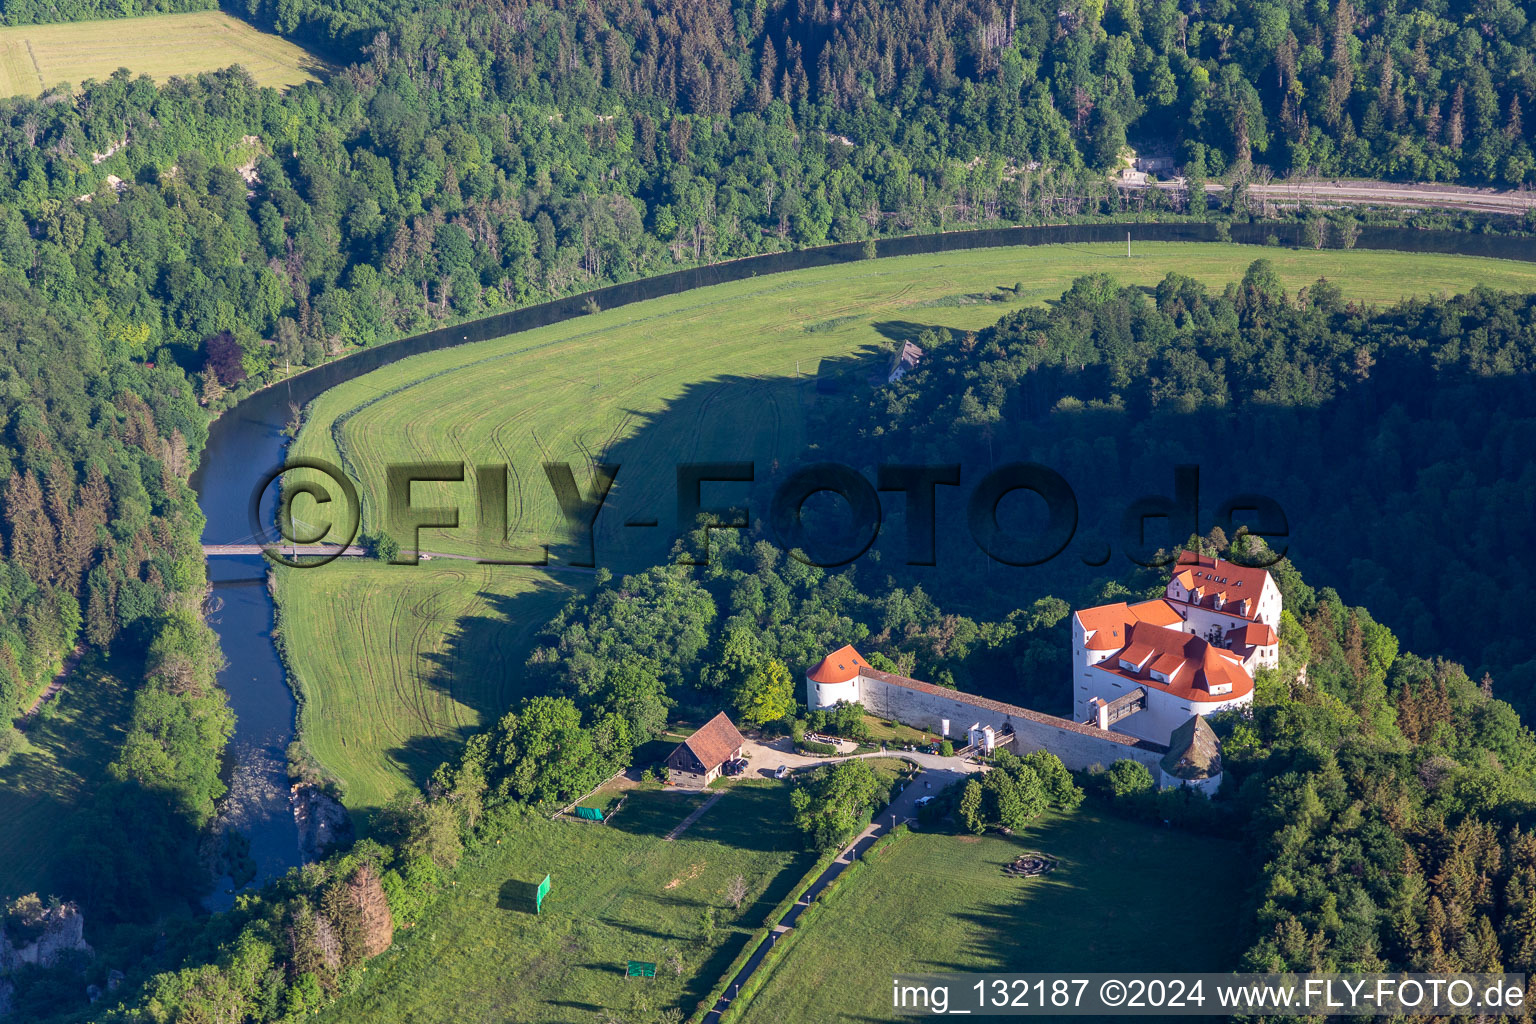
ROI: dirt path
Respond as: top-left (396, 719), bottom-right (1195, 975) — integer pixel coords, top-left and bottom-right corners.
top-left (699, 761), bottom-right (982, 1023)
top-left (201, 544), bottom-right (597, 575)
top-left (665, 791), bottom-right (724, 841)
top-left (16, 647), bottom-right (81, 726)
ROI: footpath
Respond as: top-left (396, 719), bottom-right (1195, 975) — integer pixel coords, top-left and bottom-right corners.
top-left (16, 647), bottom-right (82, 727)
top-left (698, 758), bottom-right (981, 1024)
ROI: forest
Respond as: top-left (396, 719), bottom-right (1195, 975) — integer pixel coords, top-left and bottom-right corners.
top-left (0, 0), bottom-right (1534, 1016)
top-left (0, 0), bottom-right (1528, 737)
top-left (0, 0), bottom-right (1530, 402)
top-left (0, 0), bottom-right (213, 25)
top-left (26, 519), bottom-right (1530, 1021)
top-left (792, 264), bottom-right (1536, 723)
top-left (0, 264), bottom-right (228, 911)
top-left (8, 262), bottom-right (1536, 1016)
top-left (0, 0), bottom-right (1531, 743)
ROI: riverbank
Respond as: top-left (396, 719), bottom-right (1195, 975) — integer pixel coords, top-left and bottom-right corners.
top-left (195, 204), bottom-right (1536, 434)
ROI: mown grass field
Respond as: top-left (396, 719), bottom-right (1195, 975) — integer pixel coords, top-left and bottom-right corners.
top-left (318, 781), bottom-right (818, 1024)
top-left (279, 241), bottom-right (1536, 813)
top-left (733, 809), bottom-right (1248, 1024)
top-left (0, 658), bottom-right (129, 898)
top-left (0, 11), bottom-right (323, 98)
top-left (275, 559), bottom-right (574, 809)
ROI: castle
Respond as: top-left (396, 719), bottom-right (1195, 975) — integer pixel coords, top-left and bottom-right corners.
top-left (1072, 551), bottom-right (1279, 745)
top-left (806, 551), bottom-right (1280, 794)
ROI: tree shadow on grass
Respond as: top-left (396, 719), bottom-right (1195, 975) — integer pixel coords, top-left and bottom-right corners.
top-left (871, 319), bottom-right (961, 347)
top-left (376, 321), bottom-right (1536, 827)
top-left (377, 574), bottom-right (578, 804)
top-left (682, 784), bottom-right (803, 853)
top-left (0, 656), bottom-right (132, 902)
top-left (369, 361), bottom-right (889, 812)
top-left (935, 812), bottom-right (1249, 976)
top-left (607, 789), bottom-right (705, 839)
top-left (598, 914), bottom-right (695, 942)
top-left (549, 999), bottom-right (605, 1015)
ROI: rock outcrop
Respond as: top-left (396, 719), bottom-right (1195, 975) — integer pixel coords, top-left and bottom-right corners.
top-left (291, 783), bottom-right (354, 862)
top-left (0, 897), bottom-right (91, 972)
top-left (0, 896), bottom-right (93, 1015)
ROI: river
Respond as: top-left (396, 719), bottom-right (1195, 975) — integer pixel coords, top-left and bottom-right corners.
top-left (187, 220), bottom-right (1536, 896)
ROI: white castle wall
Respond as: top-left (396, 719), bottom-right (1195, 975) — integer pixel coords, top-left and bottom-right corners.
top-left (832, 671), bottom-right (1168, 776)
top-left (1178, 773), bottom-right (1222, 797)
top-left (1087, 676), bottom-right (1253, 745)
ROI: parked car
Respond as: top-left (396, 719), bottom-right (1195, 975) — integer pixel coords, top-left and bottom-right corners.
top-left (775, 764), bottom-right (789, 779)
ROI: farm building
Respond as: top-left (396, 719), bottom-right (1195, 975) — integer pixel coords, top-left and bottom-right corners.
top-left (667, 713), bottom-right (745, 788)
top-left (886, 340), bottom-right (923, 383)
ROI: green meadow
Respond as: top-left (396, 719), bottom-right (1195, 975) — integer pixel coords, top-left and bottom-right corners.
top-left (317, 781), bottom-right (818, 1023)
top-left (0, 658), bottom-right (129, 898)
top-left (732, 810), bottom-right (1248, 1023)
top-left (279, 241), bottom-right (1536, 813)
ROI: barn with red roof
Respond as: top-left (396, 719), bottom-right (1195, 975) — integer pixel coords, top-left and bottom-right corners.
top-left (666, 712), bottom-right (745, 788)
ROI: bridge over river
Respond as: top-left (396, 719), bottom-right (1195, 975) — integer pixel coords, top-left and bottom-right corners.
top-left (202, 544), bottom-right (367, 557)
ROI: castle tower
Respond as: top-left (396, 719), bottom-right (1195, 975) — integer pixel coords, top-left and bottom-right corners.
top-left (805, 644), bottom-right (868, 710)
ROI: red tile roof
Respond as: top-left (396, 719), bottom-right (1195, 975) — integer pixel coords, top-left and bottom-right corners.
top-left (1075, 599), bottom-right (1185, 650)
top-left (1227, 622), bottom-right (1279, 647)
top-left (1168, 551), bottom-right (1271, 621)
top-left (676, 712), bottom-right (745, 772)
top-left (807, 644), bottom-right (870, 683)
top-left (887, 340), bottom-right (924, 377)
top-left (1094, 622), bottom-right (1253, 704)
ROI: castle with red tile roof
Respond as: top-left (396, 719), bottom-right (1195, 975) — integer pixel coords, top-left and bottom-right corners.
top-left (801, 552), bottom-right (1277, 796)
top-left (1071, 551), bottom-right (1281, 747)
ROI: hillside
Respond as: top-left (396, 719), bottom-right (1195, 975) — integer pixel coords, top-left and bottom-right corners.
top-left (0, 0), bottom-right (1533, 1017)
